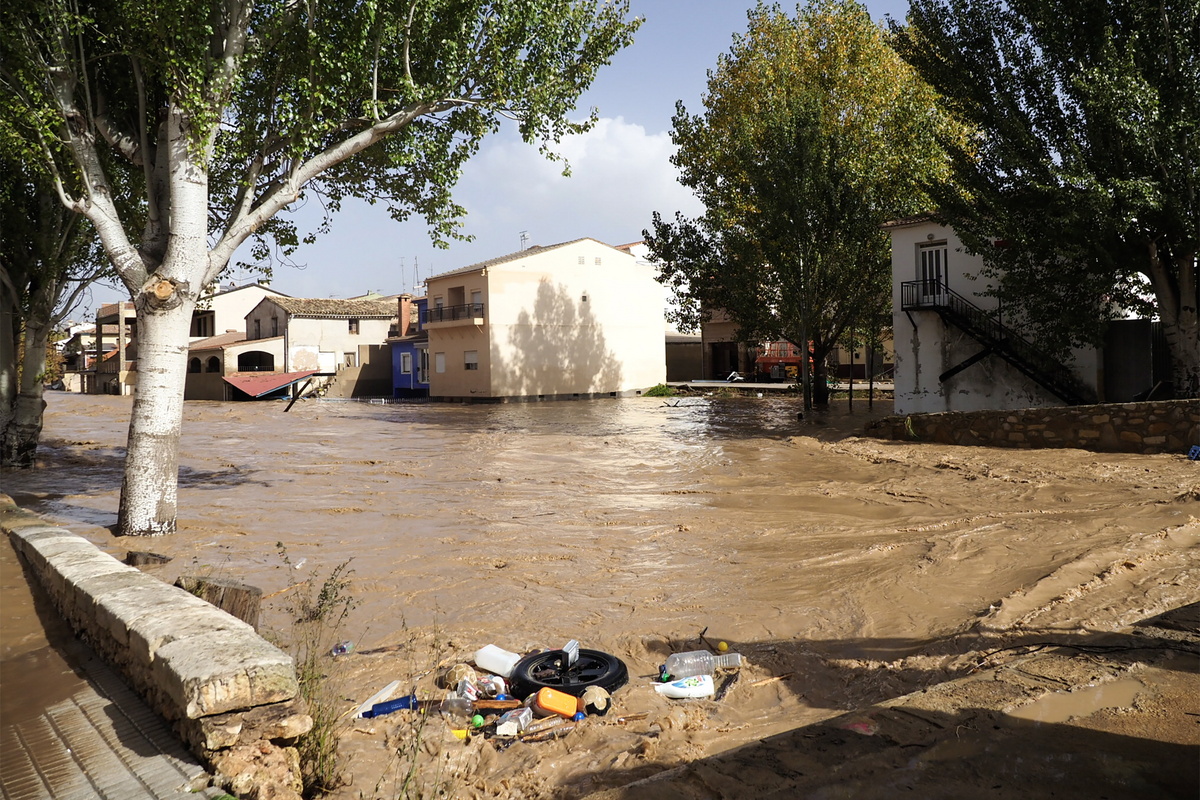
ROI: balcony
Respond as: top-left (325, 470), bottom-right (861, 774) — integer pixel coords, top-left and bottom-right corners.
top-left (421, 303), bottom-right (485, 327)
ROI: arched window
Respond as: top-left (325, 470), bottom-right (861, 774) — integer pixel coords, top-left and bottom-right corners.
top-left (205, 356), bottom-right (221, 373)
top-left (237, 351), bottom-right (275, 372)
top-left (188, 358), bottom-right (201, 373)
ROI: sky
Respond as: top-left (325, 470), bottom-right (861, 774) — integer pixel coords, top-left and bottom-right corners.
top-left (77, 0), bottom-right (911, 316)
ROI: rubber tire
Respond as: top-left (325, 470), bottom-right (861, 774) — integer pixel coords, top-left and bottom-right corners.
top-left (507, 648), bottom-right (628, 699)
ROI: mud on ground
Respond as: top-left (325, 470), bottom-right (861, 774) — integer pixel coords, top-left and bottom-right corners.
top-left (2, 393), bottom-right (1197, 799)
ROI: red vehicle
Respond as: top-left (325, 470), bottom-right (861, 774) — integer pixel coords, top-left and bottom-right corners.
top-left (754, 340), bottom-right (812, 381)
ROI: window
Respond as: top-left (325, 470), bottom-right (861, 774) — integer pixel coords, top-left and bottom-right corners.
top-left (205, 356), bottom-right (221, 373)
top-left (188, 357), bottom-right (201, 373)
top-left (253, 319), bottom-right (261, 338)
top-left (471, 290), bottom-right (482, 305)
top-left (418, 349), bottom-right (429, 382)
top-left (271, 317), bottom-right (278, 337)
top-left (578, 256), bottom-right (585, 265)
top-left (401, 352), bottom-right (413, 374)
top-left (435, 352), bottom-right (446, 373)
top-left (464, 350), bottom-right (478, 370)
top-left (348, 318), bottom-right (360, 334)
top-left (594, 257), bottom-right (602, 265)
top-left (344, 352), bottom-right (357, 367)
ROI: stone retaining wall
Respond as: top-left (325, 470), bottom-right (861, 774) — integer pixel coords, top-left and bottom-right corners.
top-left (863, 399), bottom-right (1199, 454)
top-left (1, 498), bottom-right (311, 800)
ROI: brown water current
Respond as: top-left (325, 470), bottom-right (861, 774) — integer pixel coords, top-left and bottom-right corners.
top-left (2, 392), bottom-right (1197, 798)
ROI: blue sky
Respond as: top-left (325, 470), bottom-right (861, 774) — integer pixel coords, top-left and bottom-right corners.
top-left (79, 0), bottom-right (911, 315)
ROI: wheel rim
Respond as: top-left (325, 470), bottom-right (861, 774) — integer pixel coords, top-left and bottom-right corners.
top-left (512, 649), bottom-right (627, 697)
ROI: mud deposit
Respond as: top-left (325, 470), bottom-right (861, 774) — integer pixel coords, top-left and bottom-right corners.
top-left (3, 392), bottom-right (1198, 799)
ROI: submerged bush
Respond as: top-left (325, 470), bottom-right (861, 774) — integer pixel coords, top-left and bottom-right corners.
top-left (643, 383), bottom-right (677, 397)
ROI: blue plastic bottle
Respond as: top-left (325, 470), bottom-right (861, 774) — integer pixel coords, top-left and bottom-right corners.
top-left (363, 694), bottom-right (419, 718)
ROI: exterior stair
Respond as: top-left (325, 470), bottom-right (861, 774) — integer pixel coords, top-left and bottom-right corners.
top-left (901, 280), bottom-right (1097, 406)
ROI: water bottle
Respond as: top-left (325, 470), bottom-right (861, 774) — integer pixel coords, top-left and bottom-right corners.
top-left (662, 650), bottom-right (744, 680)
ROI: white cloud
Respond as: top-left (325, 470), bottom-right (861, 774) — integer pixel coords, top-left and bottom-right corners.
top-left (458, 116), bottom-right (703, 248)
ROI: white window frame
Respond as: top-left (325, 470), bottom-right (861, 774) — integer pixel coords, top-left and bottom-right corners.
top-left (401, 352), bottom-right (413, 374)
top-left (435, 352), bottom-right (446, 373)
top-left (464, 350), bottom-right (479, 371)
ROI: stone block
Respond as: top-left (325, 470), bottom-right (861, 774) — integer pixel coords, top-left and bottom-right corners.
top-left (95, 581), bottom-right (193, 650)
top-left (156, 630), bottom-right (298, 718)
top-left (1143, 435), bottom-right (1166, 445)
top-left (126, 592), bottom-right (251, 666)
top-left (1119, 430), bottom-right (1142, 444)
top-left (192, 698), bottom-right (312, 750)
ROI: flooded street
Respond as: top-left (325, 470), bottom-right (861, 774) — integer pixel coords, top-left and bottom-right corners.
top-left (3, 392), bottom-right (1198, 798)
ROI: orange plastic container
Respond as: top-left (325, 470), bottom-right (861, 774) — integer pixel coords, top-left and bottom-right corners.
top-left (530, 688), bottom-right (577, 718)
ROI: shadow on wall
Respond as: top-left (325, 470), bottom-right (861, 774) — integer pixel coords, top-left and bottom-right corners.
top-left (491, 279), bottom-right (623, 398)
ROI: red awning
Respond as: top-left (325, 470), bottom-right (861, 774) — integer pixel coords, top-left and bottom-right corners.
top-left (222, 370), bottom-right (318, 398)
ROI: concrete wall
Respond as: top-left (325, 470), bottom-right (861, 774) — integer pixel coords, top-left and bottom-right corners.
top-left (1, 498), bottom-right (310, 799)
top-left (284, 316), bottom-right (393, 374)
top-left (864, 399), bottom-right (1198, 455)
top-left (889, 220), bottom-right (1100, 414)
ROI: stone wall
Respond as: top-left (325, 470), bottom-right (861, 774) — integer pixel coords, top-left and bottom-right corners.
top-left (1, 498), bottom-right (311, 800)
top-left (863, 399), bottom-right (1198, 454)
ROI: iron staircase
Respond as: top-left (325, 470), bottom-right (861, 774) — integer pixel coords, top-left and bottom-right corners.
top-left (900, 280), bottom-right (1097, 406)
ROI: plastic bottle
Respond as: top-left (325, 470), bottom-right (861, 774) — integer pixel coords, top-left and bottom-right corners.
top-left (439, 697), bottom-right (474, 719)
top-left (362, 694), bottom-right (418, 718)
top-left (662, 650), bottom-right (744, 680)
top-left (474, 644), bottom-right (522, 678)
top-left (655, 674), bottom-right (715, 699)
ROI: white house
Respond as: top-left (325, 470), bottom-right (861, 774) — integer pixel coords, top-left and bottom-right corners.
top-left (422, 238), bottom-right (666, 400)
top-left (190, 281), bottom-right (289, 339)
top-left (888, 218), bottom-right (1100, 414)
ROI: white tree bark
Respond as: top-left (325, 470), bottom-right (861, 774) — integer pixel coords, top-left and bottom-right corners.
top-left (117, 107), bottom-right (210, 535)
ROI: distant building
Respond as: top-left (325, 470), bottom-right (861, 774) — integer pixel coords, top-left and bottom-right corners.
top-left (389, 295), bottom-right (430, 397)
top-left (422, 238), bottom-right (666, 401)
top-left (243, 296), bottom-right (397, 398)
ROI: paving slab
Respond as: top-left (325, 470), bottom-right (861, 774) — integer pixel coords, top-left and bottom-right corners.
top-left (0, 643), bottom-right (221, 800)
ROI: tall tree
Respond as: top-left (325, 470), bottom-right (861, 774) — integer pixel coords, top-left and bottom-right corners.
top-left (646, 0), bottom-right (961, 406)
top-left (894, 0), bottom-right (1199, 397)
top-left (2, 0), bottom-right (640, 534)
top-left (0, 144), bottom-right (107, 468)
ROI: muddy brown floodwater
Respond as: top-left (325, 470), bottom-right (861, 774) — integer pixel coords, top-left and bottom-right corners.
top-left (3, 392), bottom-right (1198, 799)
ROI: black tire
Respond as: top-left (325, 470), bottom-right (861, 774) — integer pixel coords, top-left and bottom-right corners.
top-left (508, 648), bottom-right (628, 699)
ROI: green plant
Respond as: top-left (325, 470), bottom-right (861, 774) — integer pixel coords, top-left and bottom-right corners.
top-left (642, 383), bottom-right (678, 397)
top-left (275, 543), bottom-right (358, 796)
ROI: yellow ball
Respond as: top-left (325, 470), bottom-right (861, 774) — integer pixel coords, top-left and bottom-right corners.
top-left (717, 641), bottom-right (729, 652)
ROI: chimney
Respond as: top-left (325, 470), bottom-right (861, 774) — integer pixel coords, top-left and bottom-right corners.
top-left (397, 293), bottom-right (413, 336)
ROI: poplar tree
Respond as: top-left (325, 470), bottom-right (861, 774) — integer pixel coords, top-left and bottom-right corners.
top-left (894, 0), bottom-right (1199, 397)
top-left (646, 0), bottom-right (961, 406)
top-left (2, 0), bottom-right (640, 535)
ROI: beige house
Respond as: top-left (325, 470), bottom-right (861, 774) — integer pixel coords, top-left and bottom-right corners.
top-left (423, 238), bottom-right (666, 401)
top-left (243, 297), bottom-right (397, 397)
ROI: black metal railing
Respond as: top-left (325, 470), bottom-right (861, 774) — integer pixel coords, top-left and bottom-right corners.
top-left (421, 303), bottom-right (484, 324)
top-left (901, 280), bottom-right (1096, 405)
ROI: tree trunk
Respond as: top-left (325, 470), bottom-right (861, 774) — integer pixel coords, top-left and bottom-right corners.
top-left (1163, 312), bottom-right (1200, 398)
top-left (117, 285), bottom-right (198, 536)
top-left (3, 317), bottom-right (51, 467)
top-left (0, 294), bottom-right (17, 461)
top-left (811, 349), bottom-right (830, 406)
